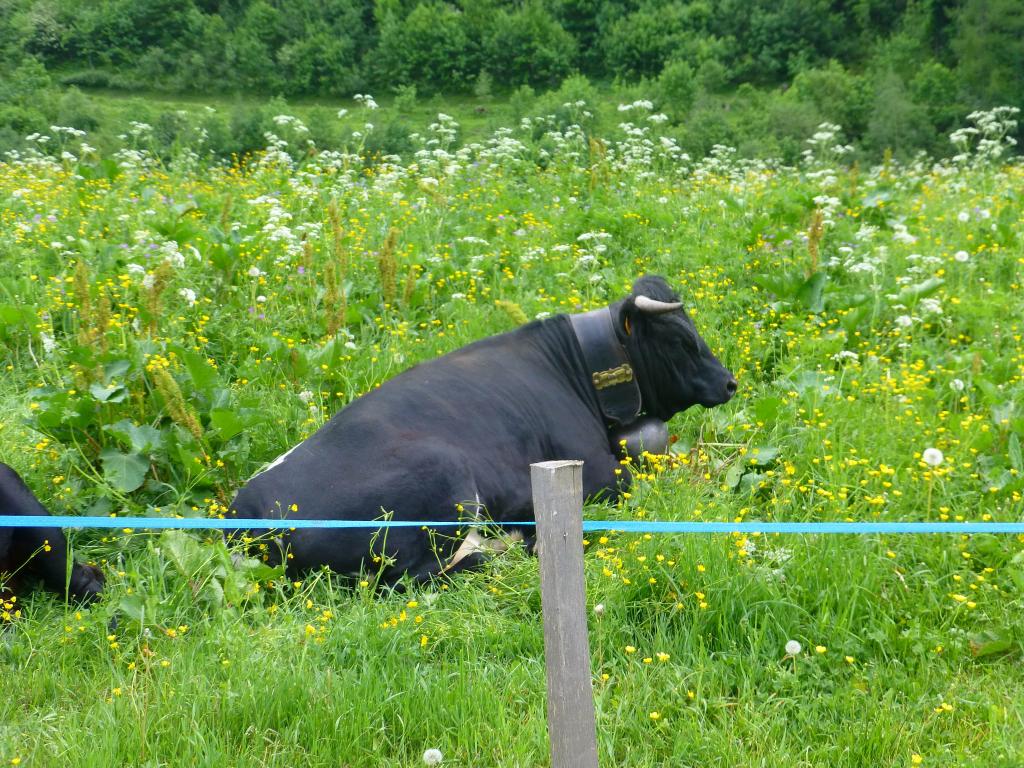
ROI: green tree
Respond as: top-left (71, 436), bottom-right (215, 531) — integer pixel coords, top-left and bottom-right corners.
top-left (791, 61), bottom-right (870, 137)
top-left (911, 61), bottom-right (963, 138)
top-left (656, 59), bottom-right (696, 122)
top-left (953, 0), bottom-right (1024, 109)
top-left (863, 72), bottom-right (934, 158)
top-left (484, 2), bottom-right (576, 88)
top-left (604, 3), bottom-right (690, 79)
top-left (376, 2), bottom-right (473, 91)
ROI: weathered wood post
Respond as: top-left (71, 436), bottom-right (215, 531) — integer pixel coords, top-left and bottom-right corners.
top-left (531, 460), bottom-right (599, 768)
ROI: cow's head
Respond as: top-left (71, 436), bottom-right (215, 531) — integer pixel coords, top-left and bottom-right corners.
top-left (68, 563), bottom-right (105, 603)
top-left (614, 275), bottom-right (737, 420)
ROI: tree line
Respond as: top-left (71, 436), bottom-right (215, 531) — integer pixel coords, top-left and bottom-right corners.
top-left (0, 0), bottom-right (1020, 159)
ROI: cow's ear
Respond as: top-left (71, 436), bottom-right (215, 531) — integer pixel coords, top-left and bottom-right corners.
top-left (617, 297), bottom-right (639, 337)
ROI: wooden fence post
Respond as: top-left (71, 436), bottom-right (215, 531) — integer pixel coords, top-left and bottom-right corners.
top-left (531, 460), bottom-right (599, 768)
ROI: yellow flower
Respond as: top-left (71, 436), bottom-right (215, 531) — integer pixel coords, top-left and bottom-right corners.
top-left (815, 645), bottom-right (827, 654)
top-left (911, 754), bottom-right (923, 765)
top-left (648, 711), bottom-right (661, 721)
top-left (625, 645), bottom-right (636, 654)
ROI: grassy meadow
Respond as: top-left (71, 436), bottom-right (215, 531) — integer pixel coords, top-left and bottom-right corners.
top-left (1, 102), bottom-right (1023, 767)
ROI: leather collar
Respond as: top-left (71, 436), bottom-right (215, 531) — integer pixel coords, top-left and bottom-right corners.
top-left (569, 307), bottom-right (642, 427)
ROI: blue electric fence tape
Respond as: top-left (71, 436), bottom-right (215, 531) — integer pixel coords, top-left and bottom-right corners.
top-left (0, 516), bottom-right (1022, 534)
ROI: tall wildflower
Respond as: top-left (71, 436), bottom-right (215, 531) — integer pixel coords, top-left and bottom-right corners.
top-left (146, 261), bottom-right (173, 335)
top-left (402, 264), bottom-right (419, 306)
top-left (589, 137), bottom-right (608, 191)
top-left (325, 200), bottom-right (348, 334)
top-left (93, 289), bottom-right (110, 353)
top-left (301, 238), bottom-right (314, 275)
top-left (219, 192), bottom-right (233, 232)
top-left (378, 227), bottom-right (399, 306)
top-left (806, 209), bottom-right (824, 276)
top-left (151, 365), bottom-right (204, 441)
top-left (495, 300), bottom-right (528, 326)
top-left (73, 260), bottom-right (93, 346)
top-left (324, 261), bottom-right (343, 336)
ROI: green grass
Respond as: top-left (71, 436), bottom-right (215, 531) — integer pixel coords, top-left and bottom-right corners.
top-left (0, 102), bottom-right (1022, 766)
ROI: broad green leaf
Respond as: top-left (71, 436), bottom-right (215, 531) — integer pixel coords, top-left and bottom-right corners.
top-left (180, 349), bottom-right (221, 396)
top-left (118, 594), bottom-right (145, 623)
top-left (969, 629), bottom-right (1016, 658)
top-left (102, 358), bottom-right (132, 384)
top-left (746, 446), bottom-right (780, 465)
top-left (162, 530), bottom-right (209, 577)
top-left (89, 382), bottom-right (128, 403)
top-left (1009, 433), bottom-right (1023, 472)
top-left (897, 277), bottom-right (944, 303)
top-left (752, 396), bottom-right (782, 423)
top-left (99, 448), bottom-right (149, 492)
top-left (725, 461), bottom-right (745, 489)
top-left (797, 271), bottom-right (827, 313)
top-left (210, 409), bottom-right (246, 441)
top-left (0, 304), bottom-right (36, 327)
top-left (103, 419), bottom-right (164, 454)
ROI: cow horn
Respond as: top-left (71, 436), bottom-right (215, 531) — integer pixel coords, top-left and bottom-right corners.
top-left (634, 295), bottom-right (683, 314)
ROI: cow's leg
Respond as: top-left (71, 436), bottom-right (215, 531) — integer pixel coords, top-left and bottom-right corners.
top-left (0, 464), bottom-right (103, 601)
top-left (496, 449), bottom-right (627, 555)
top-left (273, 445), bottom-right (486, 584)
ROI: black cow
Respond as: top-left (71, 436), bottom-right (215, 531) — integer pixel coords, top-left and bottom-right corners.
top-left (0, 463), bottom-right (105, 602)
top-left (230, 275), bottom-right (736, 585)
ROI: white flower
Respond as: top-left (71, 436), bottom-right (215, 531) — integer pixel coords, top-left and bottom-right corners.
top-left (593, 603), bottom-right (605, 615)
top-left (785, 640), bottom-right (802, 656)
top-left (336, 108), bottom-right (348, 119)
top-left (894, 315), bottom-right (914, 328)
top-left (954, 250), bottom-right (969, 262)
top-left (178, 288), bottom-right (197, 306)
top-left (423, 748), bottom-right (443, 766)
top-left (354, 93), bottom-right (379, 110)
top-left (40, 332), bottom-right (56, 354)
top-left (957, 211), bottom-right (970, 223)
top-left (247, 266), bottom-right (263, 277)
top-left (949, 378), bottom-right (965, 392)
top-left (922, 448), bottom-right (944, 467)
top-left (298, 390), bottom-right (314, 404)
top-left (256, 295), bottom-right (267, 303)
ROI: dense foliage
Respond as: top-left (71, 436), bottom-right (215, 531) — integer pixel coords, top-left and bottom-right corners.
top-left (0, 0), bottom-right (1022, 159)
top-left (0, 100), bottom-right (1022, 765)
